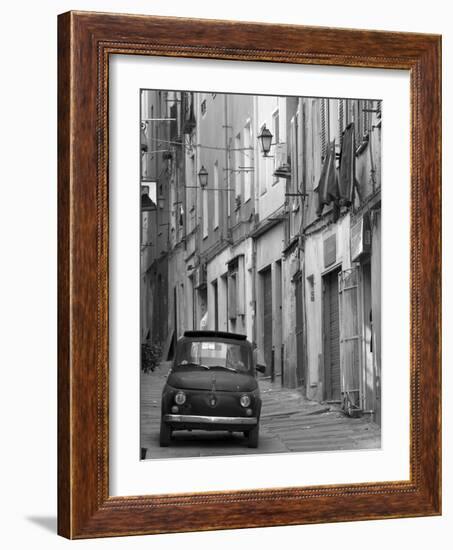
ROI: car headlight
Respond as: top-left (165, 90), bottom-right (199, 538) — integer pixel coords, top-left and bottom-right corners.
top-left (174, 391), bottom-right (186, 405)
top-left (240, 394), bottom-right (251, 408)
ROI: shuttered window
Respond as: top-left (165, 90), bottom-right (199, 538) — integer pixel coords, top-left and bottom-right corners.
top-left (213, 161), bottom-right (219, 229)
top-left (320, 99), bottom-right (328, 161)
top-left (352, 99), bottom-right (377, 148)
top-left (234, 133), bottom-right (242, 205)
top-left (243, 121), bottom-right (253, 202)
top-left (227, 272), bottom-right (237, 320)
top-left (338, 267), bottom-right (362, 412)
top-left (289, 115), bottom-right (300, 238)
top-left (227, 256), bottom-right (245, 320)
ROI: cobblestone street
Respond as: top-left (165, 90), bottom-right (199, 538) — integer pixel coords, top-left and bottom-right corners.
top-left (140, 363), bottom-right (380, 459)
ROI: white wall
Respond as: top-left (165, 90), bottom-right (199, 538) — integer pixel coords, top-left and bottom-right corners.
top-left (0, 1), bottom-right (450, 550)
top-left (304, 214), bottom-right (352, 399)
top-left (255, 95), bottom-right (287, 219)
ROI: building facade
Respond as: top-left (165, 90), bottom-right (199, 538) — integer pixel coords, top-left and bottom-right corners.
top-left (140, 90), bottom-right (382, 424)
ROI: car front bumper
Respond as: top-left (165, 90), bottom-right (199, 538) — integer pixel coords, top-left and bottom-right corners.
top-left (163, 414), bottom-right (258, 427)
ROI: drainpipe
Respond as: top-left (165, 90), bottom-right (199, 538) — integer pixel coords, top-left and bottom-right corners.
top-left (224, 94), bottom-right (230, 241)
top-left (251, 95), bottom-right (258, 350)
top-left (251, 238), bottom-right (257, 351)
top-left (253, 95), bottom-right (260, 226)
top-left (300, 99), bottom-right (309, 395)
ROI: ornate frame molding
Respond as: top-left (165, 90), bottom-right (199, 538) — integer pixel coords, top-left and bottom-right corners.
top-left (58, 11), bottom-right (441, 538)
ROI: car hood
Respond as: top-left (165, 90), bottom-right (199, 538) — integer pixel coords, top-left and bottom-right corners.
top-left (167, 369), bottom-right (258, 392)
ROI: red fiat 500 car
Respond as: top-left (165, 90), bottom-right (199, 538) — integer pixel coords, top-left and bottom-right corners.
top-left (160, 331), bottom-right (265, 448)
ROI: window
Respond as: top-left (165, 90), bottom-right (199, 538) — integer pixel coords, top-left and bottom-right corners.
top-left (227, 140), bottom-right (232, 219)
top-left (228, 272), bottom-right (237, 320)
top-left (363, 100), bottom-right (370, 138)
top-left (272, 110), bottom-right (280, 145)
top-left (212, 280), bottom-right (219, 331)
top-left (320, 99), bottom-right (329, 161)
top-left (243, 121), bottom-right (253, 202)
top-left (227, 256), bottom-right (245, 320)
top-left (290, 115), bottom-right (299, 192)
top-left (234, 133), bottom-right (242, 205)
top-left (259, 123), bottom-right (270, 195)
top-left (352, 99), bottom-right (373, 148)
top-left (272, 110), bottom-right (280, 183)
top-left (175, 340), bottom-right (251, 372)
top-left (338, 99), bottom-right (346, 148)
top-left (213, 161), bottom-right (219, 228)
top-left (376, 99), bottom-right (382, 119)
top-left (186, 155), bottom-right (196, 233)
top-left (290, 115), bottom-right (299, 237)
top-left (307, 274), bottom-right (315, 302)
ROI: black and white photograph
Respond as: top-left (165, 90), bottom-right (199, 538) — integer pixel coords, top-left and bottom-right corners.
top-left (139, 89), bottom-right (382, 459)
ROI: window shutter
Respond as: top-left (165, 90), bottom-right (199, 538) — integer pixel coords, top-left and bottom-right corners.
top-left (290, 116), bottom-right (300, 237)
top-left (363, 100), bottom-right (370, 137)
top-left (236, 256), bottom-right (245, 315)
top-left (298, 103), bottom-right (304, 194)
top-left (339, 100), bottom-right (345, 148)
top-left (228, 256), bottom-right (245, 319)
top-left (227, 273), bottom-right (237, 320)
top-left (353, 101), bottom-right (361, 149)
top-left (290, 116), bottom-right (298, 191)
top-left (338, 267), bottom-right (362, 413)
top-left (320, 99), bottom-right (327, 161)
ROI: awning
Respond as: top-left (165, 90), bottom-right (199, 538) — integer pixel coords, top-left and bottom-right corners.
top-left (316, 139), bottom-right (338, 215)
top-left (338, 123), bottom-right (356, 205)
top-left (141, 193), bottom-right (156, 212)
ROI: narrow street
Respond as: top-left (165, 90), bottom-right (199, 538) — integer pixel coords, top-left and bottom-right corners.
top-left (140, 92), bottom-right (383, 461)
top-left (140, 363), bottom-right (380, 459)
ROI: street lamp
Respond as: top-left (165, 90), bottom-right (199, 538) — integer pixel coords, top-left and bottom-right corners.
top-left (198, 165), bottom-right (208, 188)
top-left (257, 124), bottom-right (273, 157)
top-left (157, 195), bottom-right (165, 209)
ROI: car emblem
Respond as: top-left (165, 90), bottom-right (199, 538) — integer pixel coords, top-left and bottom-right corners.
top-left (208, 393), bottom-right (217, 408)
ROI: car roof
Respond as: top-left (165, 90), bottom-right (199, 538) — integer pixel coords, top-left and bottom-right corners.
top-left (182, 330), bottom-right (248, 342)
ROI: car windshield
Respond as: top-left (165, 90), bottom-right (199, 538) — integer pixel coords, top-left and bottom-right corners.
top-left (175, 340), bottom-right (251, 372)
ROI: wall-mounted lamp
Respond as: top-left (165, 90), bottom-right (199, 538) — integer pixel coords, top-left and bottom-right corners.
top-left (157, 195), bottom-right (165, 209)
top-left (186, 165), bottom-right (233, 191)
top-left (198, 165), bottom-right (208, 188)
top-left (257, 124), bottom-right (273, 157)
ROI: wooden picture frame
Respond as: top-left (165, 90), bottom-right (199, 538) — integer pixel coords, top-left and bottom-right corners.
top-left (58, 11), bottom-right (441, 539)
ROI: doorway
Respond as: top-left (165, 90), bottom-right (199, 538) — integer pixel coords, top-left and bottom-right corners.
top-left (323, 268), bottom-right (341, 401)
top-left (295, 273), bottom-right (305, 387)
top-left (262, 267), bottom-right (273, 376)
top-left (212, 280), bottom-right (219, 331)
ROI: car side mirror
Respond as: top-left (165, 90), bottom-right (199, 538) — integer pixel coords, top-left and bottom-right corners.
top-left (256, 363), bottom-right (266, 374)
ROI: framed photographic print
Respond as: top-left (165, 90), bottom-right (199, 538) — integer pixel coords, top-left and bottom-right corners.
top-left (58, 11), bottom-right (441, 539)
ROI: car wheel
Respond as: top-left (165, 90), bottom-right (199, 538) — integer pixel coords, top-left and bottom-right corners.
top-left (247, 425), bottom-right (259, 448)
top-left (159, 420), bottom-right (172, 447)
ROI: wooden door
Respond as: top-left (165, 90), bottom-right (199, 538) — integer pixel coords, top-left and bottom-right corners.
top-left (295, 274), bottom-right (305, 387)
top-left (262, 267), bottom-right (273, 376)
top-left (212, 280), bottom-right (219, 331)
top-left (323, 269), bottom-right (341, 401)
